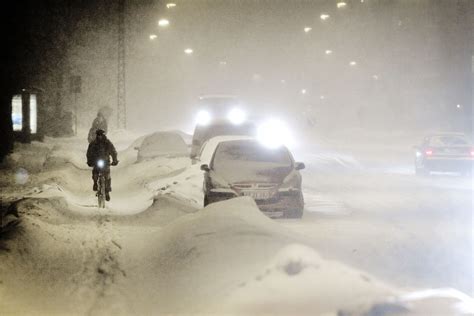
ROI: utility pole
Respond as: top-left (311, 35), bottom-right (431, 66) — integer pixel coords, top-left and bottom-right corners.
top-left (117, 0), bottom-right (126, 129)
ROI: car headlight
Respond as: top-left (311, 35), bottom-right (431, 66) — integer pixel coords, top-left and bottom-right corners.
top-left (257, 119), bottom-right (292, 149)
top-left (227, 108), bottom-right (246, 125)
top-left (196, 110), bottom-right (211, 126)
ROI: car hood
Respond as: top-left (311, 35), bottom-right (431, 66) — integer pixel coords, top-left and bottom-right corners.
top-left (214, 162), bottom-right (293, 184)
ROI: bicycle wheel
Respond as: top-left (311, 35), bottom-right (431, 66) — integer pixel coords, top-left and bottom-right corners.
top-left (98, 176), bottom-right (106, 208)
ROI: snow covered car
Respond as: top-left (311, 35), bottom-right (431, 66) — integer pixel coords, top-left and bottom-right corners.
top-left (414, 133), bottom-right (474, 175)
top-left (136, 131), bottom-right (188, 162)
top-left (190, 119), bottom-right (257, 161)
top-left (199, 136), bottom-right (305, 218)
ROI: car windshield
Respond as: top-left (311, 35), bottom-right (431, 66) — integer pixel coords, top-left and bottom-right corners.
top-left (429, 136), bottom-right (469, 147)
top-left (212, 141), bottom-right (292, 167)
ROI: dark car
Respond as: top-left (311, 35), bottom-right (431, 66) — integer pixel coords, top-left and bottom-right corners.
top-left (200, 138), bottom-right (305, 218)
top-left (414, 133), bottom-right (473, 176)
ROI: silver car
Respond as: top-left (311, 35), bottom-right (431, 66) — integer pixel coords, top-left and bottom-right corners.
top-left (200, 138), bottom-right (305, 218)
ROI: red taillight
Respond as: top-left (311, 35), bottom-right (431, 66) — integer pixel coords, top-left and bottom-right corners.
top-left (425, 149), bottom-right (433, 156)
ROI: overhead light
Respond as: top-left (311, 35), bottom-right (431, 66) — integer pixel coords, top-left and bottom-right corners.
top-left (166, 3), bottom-right (176, 9)
top-left (349, 61), bottom-right (357, 66)
top-left (304, 27), bottom-right (312, 33)
top-left (337, 2), bottom-right (347, 9)
top-left (325, 49), bottom-right (333, 55)
top-left (158, 19), bottom-right (170, 27)
top-left (281, 79), bottom-right (286, 84)
top-left (320, 14), bottom-right (330, 21)
top-left (301, 89), bottom-right (307, 95)
top-left (184, 48), bottom-right (193, 54)
top-left (456, 104), bottom-right (462, 109)
top-left (320, 95), bottom-right (326, 100)
top-left (149, 34), bottom-right (157, 40)
top-left (372, 74), bottom-right (379, 80)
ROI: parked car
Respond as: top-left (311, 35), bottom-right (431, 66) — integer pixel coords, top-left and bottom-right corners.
top-left (136, 131), bottom-right (188, 162)
top-left (199, 136), bottom-right (305, 218)
top-left (414, 133), bottom-right (473, 176)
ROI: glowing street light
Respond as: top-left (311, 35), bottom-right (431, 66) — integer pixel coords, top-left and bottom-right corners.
top-left (219, 61), bottom-right (227, 66)
top-left (166, 3), bottom-right (176, 8)
top-left (301, 89), bottom-right (307, 95)
top-left (349, 61), bottom-right (357, 66)
top-left (337, 2), bottom-right (347, 9)
top-left (325, 49), bottom-right (333, 55)
top-left (372, 74), bottom-right (379, 80)
top-left (320, 14), bottom-right (330, 21)
top-left (456, 104), bottom-right (462, 109)
top-left (184, 48), bottom-right (193, 55)
top-left (158, 19), bottom-right (170, 27)
top-left (304, 27), bottom-right (312, 33)
top-left (320, 95), bottom-right (326, 100)
top-left (149, 34), bottom-right (157, 40)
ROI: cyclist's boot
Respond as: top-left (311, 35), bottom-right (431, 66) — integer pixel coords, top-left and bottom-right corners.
top-left (93, 182), bottom-right (98, 191)
top-left (105, 192), bottom-right (110, 201)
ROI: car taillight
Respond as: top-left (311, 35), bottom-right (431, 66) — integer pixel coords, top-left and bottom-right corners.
top-left (425, 149), bottom-right (433, 156)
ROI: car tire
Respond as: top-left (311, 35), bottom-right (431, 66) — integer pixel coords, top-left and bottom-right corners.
top-left (284, 192), bottom-right (304, 219)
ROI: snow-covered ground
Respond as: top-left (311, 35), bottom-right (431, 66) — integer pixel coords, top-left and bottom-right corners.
top-left (0, 130), bottom-right (472, 315)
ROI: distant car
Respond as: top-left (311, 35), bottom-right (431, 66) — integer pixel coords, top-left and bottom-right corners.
top-left (136, 131), bottom-right (188, 162)
top-left (190, 120), bottom-right (257, 161)
top-left (414, 133), bottom-right (473, 175)
top-left (199, 136), bottom-right (305, 218)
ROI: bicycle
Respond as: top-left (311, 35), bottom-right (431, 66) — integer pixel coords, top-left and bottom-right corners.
top-left (96, 159), bottom-right (107, 208)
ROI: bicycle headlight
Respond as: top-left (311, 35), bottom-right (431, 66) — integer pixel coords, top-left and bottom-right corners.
top-left (97, 159), bottom-right (105, 168)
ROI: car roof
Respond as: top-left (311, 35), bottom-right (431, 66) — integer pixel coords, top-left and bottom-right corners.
top-left (199, 135), bottom-right (254, 165)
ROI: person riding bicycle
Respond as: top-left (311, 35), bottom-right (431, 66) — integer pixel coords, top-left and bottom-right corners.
top-left (86, 129), bottom-right (118, 201)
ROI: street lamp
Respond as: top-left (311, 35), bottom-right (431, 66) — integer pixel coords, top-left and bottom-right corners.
top-left (456, 104), bottom-right (462, 109)
top-left (158, 19), bottom-right (170, 27)
top-left (166, 3), bottom-right (176, 8)
top-left (337, 2), bottom-right (347, 9)
top-left (349, 61), bottom-right (357, 66)
top-left (325, 49), bottom-right (333, 55)
top-left (320, 14), bottom-right (330, 21)
top-left (301, 89), bottom-right (307, 95)
top-left (372, 74), bottom-right (379, 80)
top-left (149, 34), bottom-right (157, 40)
top-left (304, 27), bottom-right (312, 33)
top-left (184, 48), bottom-right (193, 54)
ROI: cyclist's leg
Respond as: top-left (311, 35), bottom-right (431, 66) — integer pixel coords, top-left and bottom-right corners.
top-left (105, 167), bottom-right (111, 193)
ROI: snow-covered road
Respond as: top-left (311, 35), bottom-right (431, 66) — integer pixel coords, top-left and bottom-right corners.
top-left (0, 131), bottom-right (472, 315)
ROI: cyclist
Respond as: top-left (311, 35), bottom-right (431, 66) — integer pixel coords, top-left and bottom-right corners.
top-left (86, 129), bottom-right (118, 201)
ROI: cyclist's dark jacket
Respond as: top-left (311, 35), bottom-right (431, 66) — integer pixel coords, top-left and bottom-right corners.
top-left (86, 137), bottom-right (117, 165)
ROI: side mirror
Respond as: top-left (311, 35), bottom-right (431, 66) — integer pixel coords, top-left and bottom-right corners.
top-left (200, 164), bottom-right (210, 172)
top-left (295, 162), bottom-right (305, 170)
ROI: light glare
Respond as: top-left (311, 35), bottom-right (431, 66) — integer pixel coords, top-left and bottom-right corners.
top-left (325, 49), bottom-right (333, 55)
top-left (320, 14), bottom-right (330, 21)
top-left (196, 110), bottom-right (211, 126)
top-left (184, 48), bottom-right (194, 54)
top-left (149, 34), bottom-right (157, 40)
top-left (304, 27), bottom-right (312, 33)
top-left (257, 119), bottom-right (292, 149)
top-left (97, 160), bottom-right (105, 168)
top-left (166, 3), bottom-right (176, 8)
top-left (337, 2), bottom-right (347, 8)
top-left (158, 19), bottom-right (170, 27)
top-left (227, 108), bottom-right (246, 125)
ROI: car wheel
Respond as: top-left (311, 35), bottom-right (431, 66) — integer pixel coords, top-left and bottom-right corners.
top-left (284, 192), bottom-right (304, 219)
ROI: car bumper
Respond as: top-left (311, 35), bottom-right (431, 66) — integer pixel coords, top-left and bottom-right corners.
top-left (206, 190), bottom-right (303, 215)
top-left (424, 157), bottom-right (473, 172)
